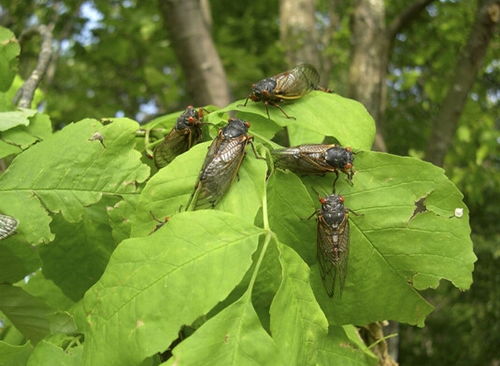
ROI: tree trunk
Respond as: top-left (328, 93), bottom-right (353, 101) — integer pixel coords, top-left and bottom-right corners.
top-left (348, 0), bottom-right (388, 152)
top-left (158, 0), bottom-right (231, 107)
top-left (425, 0), bottom-right (499, 166)
top-left (280, 0), bottom-right (320, 69)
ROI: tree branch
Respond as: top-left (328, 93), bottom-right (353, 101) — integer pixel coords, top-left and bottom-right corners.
top-left (425, 0), bottom-right (499, 166)
top-left (14, 24), bottom-right (54, 108)
top-left (387, 0), bottom-right (436, 40)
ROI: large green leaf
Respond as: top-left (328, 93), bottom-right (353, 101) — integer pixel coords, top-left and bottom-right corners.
top-left (0, 236), bottom-right (40, 283)
top-left (0, 285), bottom-right (76, 344)
top-left (0, 27), bottom-right (20, 92)
top-left (0, 109), bottom-right (37, 132)
top-left (0, 113), bottom-right (52, 149)
top-left (130, 141), bottom-right (267, 236)
top-left (163, 291), bottom-right (284, 366)
top-left (209, 92), bottom-right (375, 150)
top-left (269, 242), bottom-right (329, 365)
top-left (82, 210), bottom-right (263, 366)
top-left (0, 341), bottom-right (32, 366)
top-left (27, 341), bottom-right (82, 366)
top-left (40, 198), bottom-right (117, 301)
top-left (268, 151), bottom-right (475, 326)
top-left (315, 327), bottom-right (377, 366)
top-left (21, 271), bottom-right (74, 311)
top-left (0, 118), bottom-right (150, 244)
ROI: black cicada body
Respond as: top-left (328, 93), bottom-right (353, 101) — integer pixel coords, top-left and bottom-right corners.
top-left (187, 118), bottom-right (252, 210)
top-left (0, 214), bottom-right (18, 240)
top-left (316, 194), bottom-right (350, 297)
top-left (153, 106), bottom-right (204, 168)
top-left (272, 144), bottom-right (354, 185)
top-left (243, 64), bottom-right (322, 119)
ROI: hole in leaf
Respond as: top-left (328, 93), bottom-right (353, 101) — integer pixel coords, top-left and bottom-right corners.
top-left (409, 195), bottom-right (428, 221)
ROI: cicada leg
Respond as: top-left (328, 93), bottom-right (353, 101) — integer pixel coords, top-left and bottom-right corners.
top-left (268, 101), bottom-right (295, 120)
top-left (332, 171), bottom-right (340, 193)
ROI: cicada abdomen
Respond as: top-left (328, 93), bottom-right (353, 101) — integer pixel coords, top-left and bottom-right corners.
top-left (272, 144), bottom-right (354, 186)
top-left (0, 214), bottom-right (18, 240)
top-left (316, 194), bottom-right (350, 297)
top-left (187, 118), bottom-right (252, 210)
top-left (243, 64), bottom-right (327, 119)
top-left (153, 106), bottom-right (204, 168)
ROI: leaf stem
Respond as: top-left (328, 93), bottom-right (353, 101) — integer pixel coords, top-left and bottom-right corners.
top-left (247, 193), bottom-right (272, 294)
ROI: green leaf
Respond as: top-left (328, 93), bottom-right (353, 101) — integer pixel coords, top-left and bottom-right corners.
top-left (163, 291), bottom-right (284, 366)
top-left (40, 198), bottom-right (117, 301)
top-left (0, 341), bottom-right (32, 366)
top-left (131, 141), bottom-right (267, 236)
top-left (0, 27), bottom-right (20, 92)
top-left (299, 151), bottom-right (475, 326)
top-left (316, 327), bottom-right (377, 366)
top-left (82, 210), bottom-right (263, 366)
top-left (0, 236), bottom-right (40, 283)
top-left (0, 284), bottom-right (76, 344)
top-left (269, 242), bottom-right (328, 366)
top-left (210, 92), bottom-right (375, 150)
top-left (27, 341), bottom-right (82, 366)
top-left (0, 140), bottom-right (20, 159)
top-left (267, 170), bottom-right (317, 264)
top-left (0, 118), bottom-right (150, 244)
top-left (21, 271), bottom-right (75, 311)
top-left (0, 109), bottom-right (37, 132)
top-left (106, 196), bottom-right (140, 243)
top-left (0, 113), bottom-right (52, 149)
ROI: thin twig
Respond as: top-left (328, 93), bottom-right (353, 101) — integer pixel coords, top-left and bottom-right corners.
top-left (14, 24), bottom-right (54, 108)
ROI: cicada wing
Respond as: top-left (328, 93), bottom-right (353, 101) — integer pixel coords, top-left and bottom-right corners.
top-left (272, 145), bottom-right (336, 175)
top-left (336, 218), bottom-right (350, 295)
top-left (0, 214), bottom-right (18, 240)
top-left (274, 64), bottom-right (320, 99)
top-left (316, 215), bottom-right (350, 297)
top-left (192, 136), bottom-right (249, 209)
top-left (153, 129), bottom-right (190, 168)
top-left (317, 218), bottom-right (336, 297)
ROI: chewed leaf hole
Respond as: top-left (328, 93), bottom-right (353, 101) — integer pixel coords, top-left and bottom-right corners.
top-left (409, 195), bottom-right (428, 221)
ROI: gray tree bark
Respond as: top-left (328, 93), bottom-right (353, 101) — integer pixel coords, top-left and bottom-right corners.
top-left (425, 0), bottom-right (499, 166)
top-left (159, 0), bottom-right (231, 107)
top-left (348, 0), bottom-right (436, 152)
top-left (280, 0), bottom-right (321, 69)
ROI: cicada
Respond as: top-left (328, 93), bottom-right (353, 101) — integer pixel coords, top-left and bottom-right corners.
top-left (316, 194), bottom-right (350, 297)
top-left (187, 118), bottom-right (253, 210)
top-left (242, 63), bottom-right (326, 119)
top-left (153, 106), bottom-right (204, 168)
top-left (272, 144), bottom-right (354, 186)
top-left (0, 214), bottom-right (18, 240)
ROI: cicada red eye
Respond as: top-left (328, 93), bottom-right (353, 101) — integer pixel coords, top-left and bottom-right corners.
top-left (319, 197), bottom-right (327, 204)
top-left (187, 116), bottom-right (195, 123)
top-left (344, 163), bottom-right (352, 170)
top-left (338, 196), bottom-right (344, 203)
top-left (187, 105), bottom-right (193, 109)
top-left (345, 147), bottom-right (352, 152)
top-left (244, 121), bottom-right (251, 128)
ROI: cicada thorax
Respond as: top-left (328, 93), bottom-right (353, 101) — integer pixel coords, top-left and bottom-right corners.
top-left (316, 194), bottom-right (350, 297)
top-left (0, 214), bottom-right (18, 240)
top-left (272, 144), bottom-right (354, 181)
top-left (244, 64), bottom-right (322, 119)
top-left (188, 118), bottom-right (252, 210)
top-left (153, 106), bottom-right (204, 168)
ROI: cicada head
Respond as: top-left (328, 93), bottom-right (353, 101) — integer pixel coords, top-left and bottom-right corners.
top-left (325, 146), bottom-right (354, 175)
top-left (223, 118), bottom-right (250, 138)
top-left (319, 194), bottom-right (346, 227)
top-left (250, 78), bottom-right (277, 101)
top-left (176, 105), bottom-right (202, 130)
